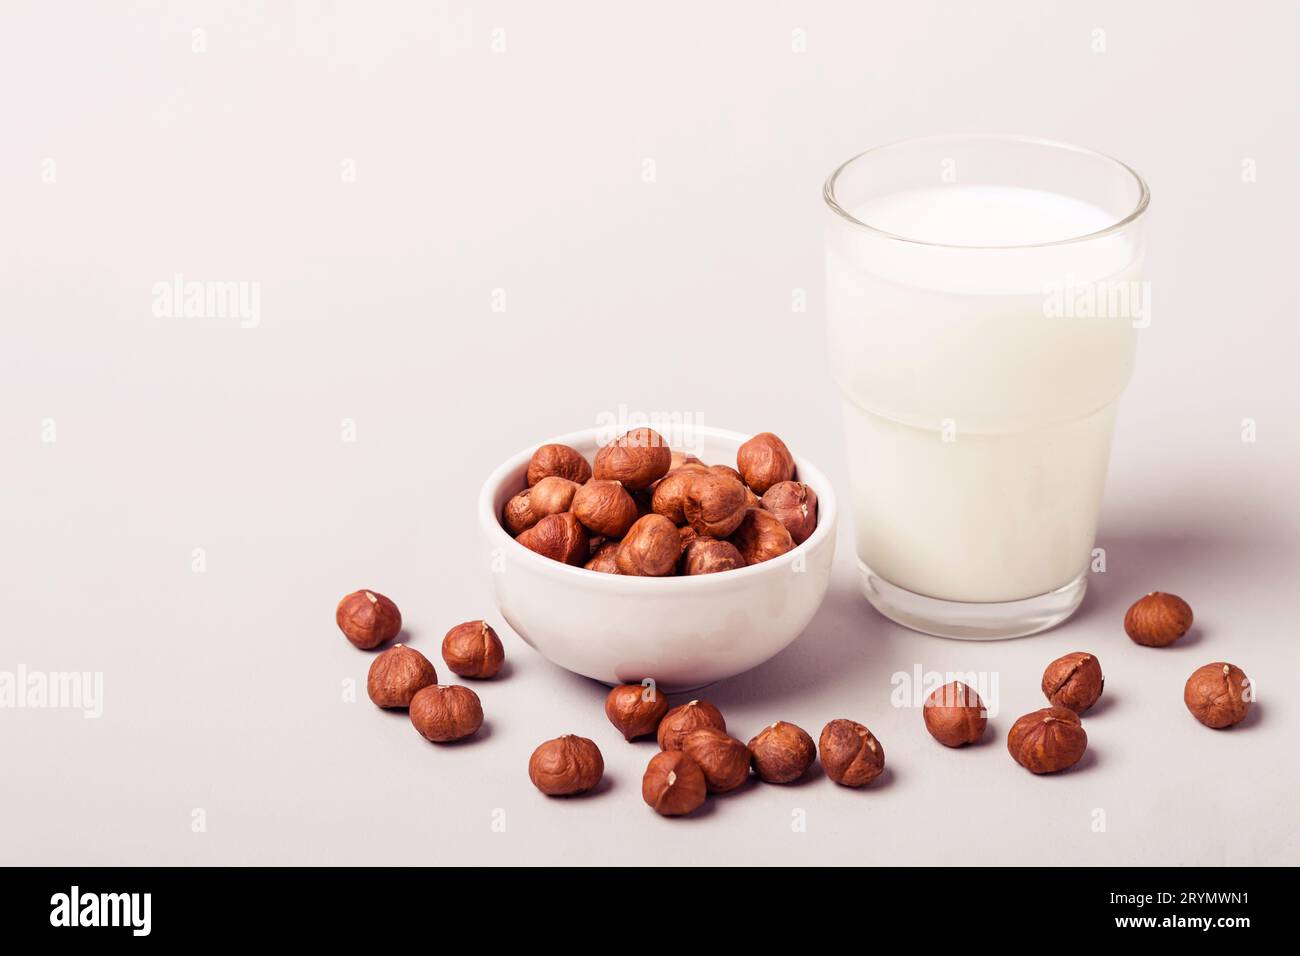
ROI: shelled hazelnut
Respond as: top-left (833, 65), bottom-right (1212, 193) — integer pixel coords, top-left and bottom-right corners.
top-left (681, 728), bottom-right (751, 793)
top-left (668, 450), bottom-right (705, 474)
top-left (527, 444), bottom-right (592, 487)
top-left (760, 481), bottom-right (819, 545)
top-left (1007, 706), bottom-right (1087, 773)
top-left (1124, 592), bottom-right (1193, 647)
top-left (441, 620), bottom-right (505, 679)
top-left (650, 470), bottom-right (697, 525)
top-left (1041, 652), bottom-right (1104, 713)
top-left (642, 751), bottom-right (707, 817)
top-left (528, 735), bottom-right (604, 796)
top-left (502, 489), bottom-right (539, 536)
top-left (748, 721), bottom-right (816, 783)
top-left (1184, 662), bottom-right (1253, 728)
top-left (657, 699), bottom-right (726, 751)
top-left (336, 589), bottom-right (402, 650)
top-left (584, 541), bottom-right (621, 574)
top-left (409, 684), bottom-right (483, 742)
top-left (728, 508), bottom-right (795, 565)
top-left (529, 476), bottom-right (580, 518)
top-left (681, 538), bottom-right (746, 576)
top-left (683, 473), bottom-right (749, 538)
top-left (922, 681), bottom-right (987, 747)
top-left (593, 428), bottom-right (672, 490)
top-left (736, 432), bottom-right (795, 494)
top-left (615, 514), bottom-right (681, 576)
top-left (572, 479), bottom-right (638, 538)
top-left (818, 719), bottom-right (885, 787)
top-left (605, 683), bottom-right (670, 741)
top-left (366, 644), bottom-right (437, 708)
top-left (517, 513), bottom-right (589, 565)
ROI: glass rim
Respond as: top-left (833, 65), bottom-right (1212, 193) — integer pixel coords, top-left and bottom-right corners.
top-left (823, 133), bottom-right (1150, 250)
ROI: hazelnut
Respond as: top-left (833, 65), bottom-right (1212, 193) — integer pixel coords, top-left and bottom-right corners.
top-left (526, 443), bottom-right (591, 487)
top-left (683, 473), bottom-right (749, 538)
top-left (657, 699), bottom-right (726, 751)
top-left (1041, 652), bottom-right (1104, 713)
top-left (736, 432), bottom-right (795, 495)
top-left (366, 644), bottom-right (438, 708)
top-left (1184, 662), bottom-right (1253, 729)
top-left (1007, 706), bottom-right (1087, 773)
top-left (615, 514), bottom-right (681, 576)
top-left (681, 538), bottom-right (746, 575)
top-left (642, 750), bottom-right (708, 816)
top-left (604, 682), bottom-right (670, 741)
top-left (728, 507), bottom-right (795, 565)
top-left (441, 620), bottom-right (505, 679)
top-left (516, 513), bottom-right (589, 565)
top-left (502, 489), bottom-right (539, 536)
top-left (760, 481), bottom-right (819, 545)
top-left (529, 476), bottom-right (580, 517)
top-left (336, 589), bottom-right (402, 650)
top-left (528, 735), bottom-right (604, 796)
top-left (708, 464), bottom-right (746, 485)
top-left (584, 541), bottom-right (621, 574)
top-left (593, 428), bottom-right (672, 489)
top-left (678, 524), bottom-right (700, 549)
top-left (409, 684), bottom-right (483, 742)
top-left (668, 450), bottom-right (705, 474)
top-left (572, 479), bottom-right (638, 538)
top-left (819, 719), bottom-right (885, 787)
top-left (681, 728), bottom-right (751, 793)
top-left (922, 681), bottom-right (987, 747)
top-left (747, 721), bottom-right (816, 783)
top-left (1125, 592), bottom-right (1194, 647)
top-left (650, 470), bottom-right (697, 525)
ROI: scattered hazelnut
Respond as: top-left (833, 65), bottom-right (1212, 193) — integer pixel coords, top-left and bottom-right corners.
top-left (650, 470), bottom-right (697, 525)
top-left (516, 513), bottom-right (589, 565)
top-left (604, 683), bottom-right (670, 741)
top-left (760, 481), bottom-right (819, 545)
top-left (1041, 652), bottom-right (1104, 713)
top-left (747, 721), bottom-right (816, 783)
top-left (1125, 592), bottom-right (1194, 647)
top-left (336, 589), bottom-right (402, 650)
top-left (642, 750), bottom-right (707, 816)
top-left (528, 476), bottom-right (580, 517)
top-left (728, 508), bottom-right (795, 565)
top-left (818, 719), bottom-right (885, 787)
top-left (681, 538), bottom-right (746, 575)
top-left (657, 699), bottom-right (726, 751)
top-left (409, 684), bottom-right (483, 742)
top-left (681, 728), bottom-right (751, 793)
top-left (1184, 662), bottom-right (1253, 729)
top-left (922, 681), bottom-right (987, 747)
top-left (528, 735), bottom-right (604, 796)
top-left (615, 514), bottom-right (681, 576)
top-left (584, 541), bottom-right (621, 574)
top-left (526, 443), bottom-right (591, 487)
top-left (1007, 706), bottom-right (1087, 773)
top-left (593, 428), bottom-right (672, 489)
top-left (366, 644), bottom-right (437, 708)
top-left (502, 489), bottom-right (539, 536)
top-left (736, 432), bottom-right (795, 494)
top-left (572, 479), bottom-right (638, 538)
top-left (441, 620), bottom-right (505, 679)
top-left (683, 473), bottom-right (750, 538)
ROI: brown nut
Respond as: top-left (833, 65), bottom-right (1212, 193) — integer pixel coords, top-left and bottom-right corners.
top-left (604, 682), bottom-right (670, 741)
top-left (1041, 652), bottom-right (1104, 713)
top-left (747, 721), bottom-right (816, 783)
top-left (681, 728), bottom-right (751, 793)
top-left (572, 479), bottom-right (638, 537)
top-left (668, 450), bottom-right (705, 474)
top-left (681, 538), bottom-right (746, 575)
top-left (502, 489), bottom-right (539, 536)
top-left (584, 540), bottom-right (621, 574)
top-left (922, 681), bottom-right (988, 747)
top-left (708, 464), bottom-right (746, 485)
top-left (1184, 662), bottom-right (1253, 729)
top-left (528, 735), bottom-right (604, 796)
top-left (650, 470), bottom-right (697, 525)
top-left (1125, 592), bottom-right (1193, 647)
top-left (736, 432), bottom-right (796, 494)
top-left (657, 699), bottom-right (726, 751)
top-left (529, 476), bottom-right (580, 518)
top-left (683, 473), bottom-right (749, 538)
top-left (366, 644), bottom-right (438, 708)
top-left (760, 481), bottom-right (819, 545)
top-left (642, 750), bottom-right (707, 816)
top-left (819, 719), bottom-right (885, 787)
top-left (615, 514), bottom-right (680, 576)
top-left (1007, 706), bottom-right (1087, 773)
top-left (678, 525), bottom-right (700, 549)
top-left (336, 589), bottom-right (402, 649)
top-left (516, 513), bottom-right (589, 566)
top-left (728, 507), bottom-right (795, 565)
top-left (409, 684), bottom-right (483, 742)
top-left (593, 428), bottom-right (672, 490)
top-left (526, 443), bottom-right (591, 487)
top-left (441, 620), bottom-right (505, 679)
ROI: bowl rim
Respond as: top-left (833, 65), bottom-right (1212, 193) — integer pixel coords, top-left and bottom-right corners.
top-left (477, 424), bottom-right (837, 592)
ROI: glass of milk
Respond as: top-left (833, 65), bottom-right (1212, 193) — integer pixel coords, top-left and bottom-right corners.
top-left (824, 134), bottom-right (1149, 638)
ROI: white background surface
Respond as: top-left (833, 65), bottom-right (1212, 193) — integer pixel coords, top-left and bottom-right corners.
top-left (2, 1), bottom-right (1297, 865)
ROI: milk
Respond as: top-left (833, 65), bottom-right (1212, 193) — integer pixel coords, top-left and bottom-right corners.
top-left (826, 185), bottom-right (1142, 605)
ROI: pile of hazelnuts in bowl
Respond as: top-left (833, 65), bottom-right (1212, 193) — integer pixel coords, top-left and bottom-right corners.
top-left (501, 428), bottom-right (817, 576)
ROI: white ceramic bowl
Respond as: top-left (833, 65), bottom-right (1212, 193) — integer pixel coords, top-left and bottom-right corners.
top-left (477, 426), bottom-right (837, 691)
